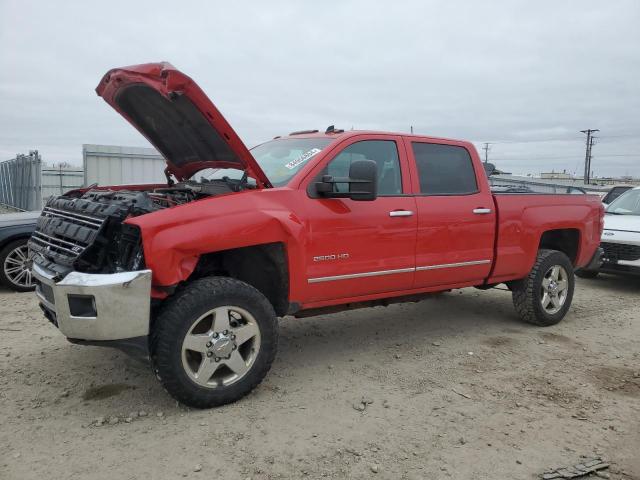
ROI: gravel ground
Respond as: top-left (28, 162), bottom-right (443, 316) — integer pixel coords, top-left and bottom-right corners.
top-left (0, 276), bottom-right (638, 479)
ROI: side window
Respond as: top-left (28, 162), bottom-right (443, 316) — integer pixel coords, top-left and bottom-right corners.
top-left (412, 143), bottom-right (478, 195)
top-left (323, 140), bottom-right (402, 195)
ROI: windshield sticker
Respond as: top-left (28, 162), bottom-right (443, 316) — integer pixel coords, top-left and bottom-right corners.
top-left (285, 148), bottom-right (322, 170)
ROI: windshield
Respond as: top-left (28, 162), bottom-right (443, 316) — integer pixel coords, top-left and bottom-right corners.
top-left (194, 138), bottom-right (333, 187)
top-left (606, 188), bottom-right (640, 215)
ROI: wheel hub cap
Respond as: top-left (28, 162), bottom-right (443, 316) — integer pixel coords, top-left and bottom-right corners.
top-left (181, 306), bottom-right (261, 388)
top-left (209, 333), bottom-right (235, 358)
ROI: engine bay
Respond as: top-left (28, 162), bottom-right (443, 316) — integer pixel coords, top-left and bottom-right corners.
top-left (77, 177), bottom-right (245, 216)
top-left (30, 177), bottom-right (247, 277)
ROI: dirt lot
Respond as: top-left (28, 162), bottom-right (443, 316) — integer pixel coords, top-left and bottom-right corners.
top-left (1, 274), bottom-right (639, 479)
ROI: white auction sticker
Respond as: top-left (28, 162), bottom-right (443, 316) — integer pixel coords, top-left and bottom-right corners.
top-left (285, 148), bottom-right (322, 170)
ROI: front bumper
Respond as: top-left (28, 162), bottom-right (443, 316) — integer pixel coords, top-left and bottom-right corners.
top-left (32, 264), bottom-right (152, 341)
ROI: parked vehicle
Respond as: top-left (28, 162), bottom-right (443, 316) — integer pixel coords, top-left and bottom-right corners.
top-left (601, 185), bottom-right (633, 206)
top-left (0, 211), bottom-right (39, 291)
top-left (577, 186), bottom-right (640, 278)
top-left (30, 63), bottom-right (604, 408)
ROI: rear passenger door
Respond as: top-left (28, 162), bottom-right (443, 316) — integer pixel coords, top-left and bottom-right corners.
top-left (405, 139), bottom-right (496, 288)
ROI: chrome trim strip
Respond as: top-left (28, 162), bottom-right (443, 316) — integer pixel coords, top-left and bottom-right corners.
top-left (43, 207), bottom-right (104, 228)
top-left (308, 267), bottom-right (414, 283)
top-left (415, 259), bottom-right (491, 271)
top-left (307, 260), bottom-right (491, 283)
top-left (30, 236), bottom-right (81, 256)
top-left (32, 231), bottom-right (87, 250)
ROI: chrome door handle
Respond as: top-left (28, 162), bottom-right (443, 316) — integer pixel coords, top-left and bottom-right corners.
top-left (473, 208), bottom-right (492, 214)
top-left (389, 210), bottom-right (414, 217)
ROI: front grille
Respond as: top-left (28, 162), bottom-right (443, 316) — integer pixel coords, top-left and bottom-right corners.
top-left (601, 242), bottom-right (640, 262)
top-left (29, 205), bottom-right (107, 267)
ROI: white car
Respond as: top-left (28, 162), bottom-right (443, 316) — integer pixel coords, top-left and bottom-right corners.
top-left (577, 186), bottom-right (640, 278)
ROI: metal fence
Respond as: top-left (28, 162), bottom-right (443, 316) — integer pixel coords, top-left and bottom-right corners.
top-left (0, 145), bottom-right (168, 211)
top-left (83, 144), bottom-right (166, 186)
top-left (41, 166), bottom-right (84, 205)
top-left (489, 174), bottom-right (606, 195)
top-left (0, 151), bottom-right (42, 211)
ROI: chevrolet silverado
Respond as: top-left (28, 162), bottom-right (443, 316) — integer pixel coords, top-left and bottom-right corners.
top-left (30, 63), bottom-right (604, 408)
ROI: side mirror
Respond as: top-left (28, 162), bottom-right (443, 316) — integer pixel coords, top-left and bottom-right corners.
top-left (314, 160), bottom-right (378, 201)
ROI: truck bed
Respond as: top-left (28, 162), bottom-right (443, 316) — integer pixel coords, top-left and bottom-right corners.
top-left (488, 193), bottom-right (604, 284)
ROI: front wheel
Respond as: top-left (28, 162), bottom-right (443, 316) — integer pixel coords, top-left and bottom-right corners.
top-left (150, 277), bottom-right (278, 408)
top-left (511, 249), bottom-right (575, 326)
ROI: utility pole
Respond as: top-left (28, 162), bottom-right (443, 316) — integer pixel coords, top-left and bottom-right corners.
top-left (580, 129), bottom-right (599, 185)
top-left (482, 143), bottom-right (491, 164)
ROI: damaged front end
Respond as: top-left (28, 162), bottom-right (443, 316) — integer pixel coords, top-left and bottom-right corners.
top-left (29, 180), bottom-right (236, 342)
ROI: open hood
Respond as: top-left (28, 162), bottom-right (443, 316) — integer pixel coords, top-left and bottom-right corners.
top-left (96, 62), bottom-right (271, 187)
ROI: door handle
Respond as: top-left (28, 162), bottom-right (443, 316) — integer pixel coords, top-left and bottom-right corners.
top-left (389, 210), bottom-right (414, 217)
top-left (473, 208), bottom-right (492, 214)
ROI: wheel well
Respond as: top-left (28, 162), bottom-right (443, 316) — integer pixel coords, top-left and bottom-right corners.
top-left (0, 234), bottom-right (30, 251)
top-left (539, 229), bottom-right (580, 264)
top-left (189, 242), bottom-right (289, 316)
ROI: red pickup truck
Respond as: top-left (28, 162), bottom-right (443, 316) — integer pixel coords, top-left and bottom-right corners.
top-left (30, 63), bottom-right (604, 408)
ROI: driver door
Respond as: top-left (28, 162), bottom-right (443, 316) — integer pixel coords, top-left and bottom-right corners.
top-left (302, 135), bottom-right (417, 304)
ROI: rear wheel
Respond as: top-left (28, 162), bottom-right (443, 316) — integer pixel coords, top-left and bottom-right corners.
top-left (0, 239), bottom-right (36, 292)
top-left (511, 249), bottom-right (575, 326)
top-left (150, 276), bottom-right (278, 408)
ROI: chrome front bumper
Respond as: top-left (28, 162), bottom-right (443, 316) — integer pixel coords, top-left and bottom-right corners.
top-left (32, 264), bottom-right (152, 341)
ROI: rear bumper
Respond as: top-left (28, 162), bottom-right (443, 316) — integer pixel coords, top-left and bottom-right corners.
top-left (32, 264), bottom-right (152, 341)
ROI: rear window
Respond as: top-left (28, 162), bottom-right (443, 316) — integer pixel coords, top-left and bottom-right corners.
top-left (412, 143), bottom-right (478, 195)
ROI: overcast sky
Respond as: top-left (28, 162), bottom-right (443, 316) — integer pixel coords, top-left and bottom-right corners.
top-left (1, 0), bottom-right (639, 177)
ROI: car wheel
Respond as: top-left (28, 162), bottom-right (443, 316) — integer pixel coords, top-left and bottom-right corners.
top-left (150, 276), bottom-right (278, 408)
top-left (511, 249), bottom-right (575, 326)
top-left (0, 239), bottom-right (36, 292)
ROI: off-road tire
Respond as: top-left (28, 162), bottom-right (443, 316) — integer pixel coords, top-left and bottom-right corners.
top-left (150, 276), bottom-right (278, 408)
top-left (511, 249), bottom-right (575, 326)
top-left (575, 269), bottom-right (599, 279)
top-left (0, 239), bottom-right (36, 292)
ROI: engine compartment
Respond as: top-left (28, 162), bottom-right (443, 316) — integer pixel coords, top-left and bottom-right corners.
top-left (77, 178), bottom-right (241, 215)
top-left (30, 178), bottom-right (243, 277)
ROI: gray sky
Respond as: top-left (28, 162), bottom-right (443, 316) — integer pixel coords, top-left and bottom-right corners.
top-left (1, 0), bottom-right (639, 177)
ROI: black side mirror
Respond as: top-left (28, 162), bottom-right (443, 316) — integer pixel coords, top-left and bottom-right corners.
top-left (313, 160), bottom-right (378, 201)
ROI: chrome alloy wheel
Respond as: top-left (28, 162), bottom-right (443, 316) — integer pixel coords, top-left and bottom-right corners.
top-left (3, 244), bottom-right (34, 289)
top-left (181, 306), bottom-right (261, 388)
top-left (540, 265), bottom-right (569, 315)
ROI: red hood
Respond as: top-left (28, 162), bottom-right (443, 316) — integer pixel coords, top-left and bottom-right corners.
top-left (95, 62), bottom-right (271, 187)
